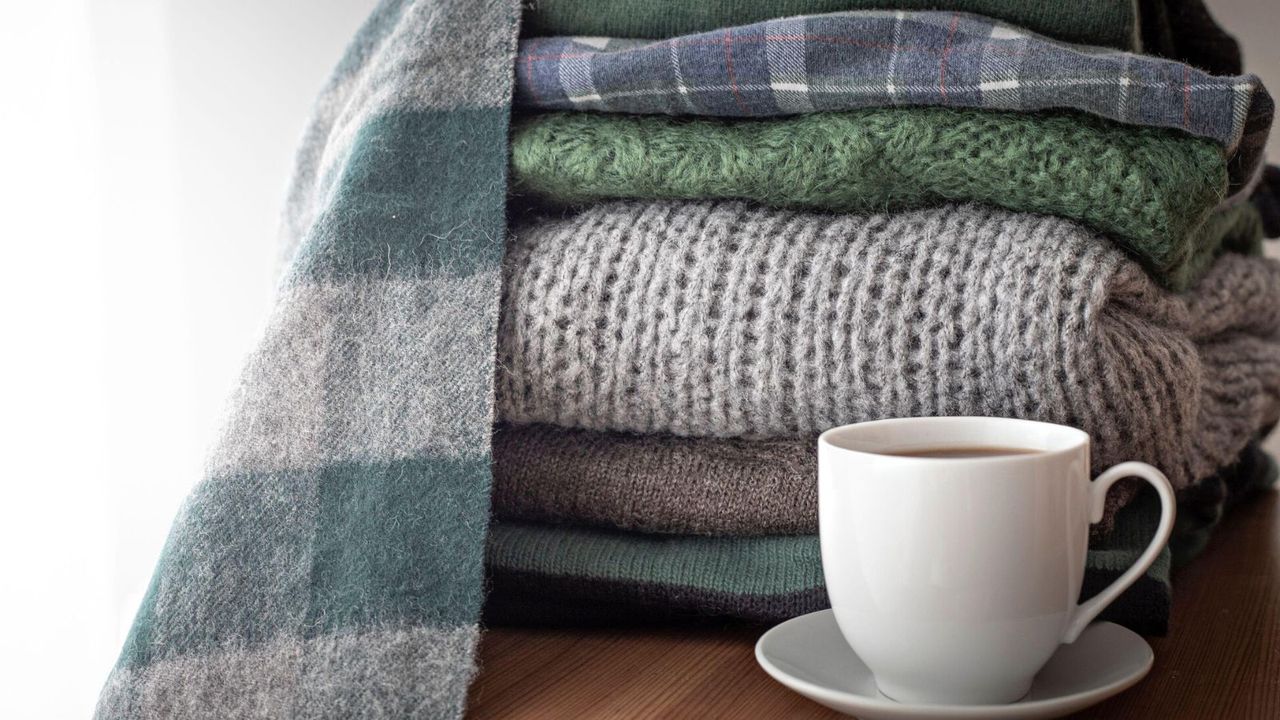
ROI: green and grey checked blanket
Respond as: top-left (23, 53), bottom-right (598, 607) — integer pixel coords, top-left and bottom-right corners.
top-left (95, 0), bottom-right (523, 717)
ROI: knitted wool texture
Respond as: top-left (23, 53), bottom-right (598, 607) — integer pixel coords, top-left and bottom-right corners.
top-left (522, 0), bottom-right (1142, 49)
top-left (492, 424), bottom-right (817, 535)
top-left (484, 486), bottom-right (1176, 634)
top-left (510, 110), bottom-right (1229, 287)
top-left (495, 202), bottom-right (1280, 493)
top-left (96, 1), bottom-right (524, 717)
top-left (485, 443), bottom-right (1277, 637)
top-left (490, 424), bottom-right (1260, 536)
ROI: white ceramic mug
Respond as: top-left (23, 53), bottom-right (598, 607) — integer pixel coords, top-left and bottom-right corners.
top-left (818, 417), bottom-right (1175, 706)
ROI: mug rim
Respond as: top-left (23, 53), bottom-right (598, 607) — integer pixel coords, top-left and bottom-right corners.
top-left (817, 416), bottom-right (1089, 464)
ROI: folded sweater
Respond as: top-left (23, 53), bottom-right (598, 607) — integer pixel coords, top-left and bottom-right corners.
top-left (485, 450), bottom-right (1277, 637)
top-left (522, 0), bottom-right (1154, 54)
top-left (496, 202), bottom-right (1280, 493)
top-left (524, 1), bottom-right (1245, 76)
top-left (485, 486), bottom-right (1173, 634)
top-left (525, 1), bottom-right (1247, 75)
top-left (493, 424), bottom-right (816, 535)
top-left (515, 12), bottom-right (1272, 192)
top-left (490, 423), bottom-right (1261, 536)
top-left (522, 0), bottom-right (1142, 46)
top-left (510, 110), bottom-right (1236, 286)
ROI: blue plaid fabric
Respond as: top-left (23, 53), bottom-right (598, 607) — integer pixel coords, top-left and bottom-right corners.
top-left (516, 10), bottom-right (1272, 190)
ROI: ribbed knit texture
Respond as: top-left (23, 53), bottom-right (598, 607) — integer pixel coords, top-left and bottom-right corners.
top-left (490, 424), bottom-right (1265, 537)
top-left (484, 484), bottom-right (1176, 634)
top-left (510, 110), bottom-right (1229, 285)
top-left (493, 424), bottom-right (818, 535)
top-left (524, 0), bottom-right (1247, 75)
top-left (522, 0), bottom-right (1143, 49)
top-left (486, 446), bottom-right (1276, 636)
top-left (496, 202), bottom-right (1280, 493)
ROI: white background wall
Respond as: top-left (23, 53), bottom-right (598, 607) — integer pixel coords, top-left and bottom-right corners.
top-left (0, 2), bottom-right (377, 717)
top-left (0, 1), bottom-right (1274, 718)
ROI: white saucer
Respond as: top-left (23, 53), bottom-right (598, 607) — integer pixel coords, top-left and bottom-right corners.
top-left (755, 610), bottom-right (1153, 719)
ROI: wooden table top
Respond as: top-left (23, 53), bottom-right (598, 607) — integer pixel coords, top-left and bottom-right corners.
top-left (468, 490), bottom-right (1279, 719)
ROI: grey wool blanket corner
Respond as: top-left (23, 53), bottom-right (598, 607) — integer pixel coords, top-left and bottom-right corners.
top-left (95, 0), bottom-right (524, 717)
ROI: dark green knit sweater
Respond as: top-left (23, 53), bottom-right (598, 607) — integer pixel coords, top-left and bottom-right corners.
top-left (522, 0), bottom-right (1140, 48)
top-left (522, 0), bottom-right (1244, 75)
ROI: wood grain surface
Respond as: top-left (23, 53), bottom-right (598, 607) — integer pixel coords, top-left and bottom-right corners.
top-left (468, 490), bottom-right (1279, 719)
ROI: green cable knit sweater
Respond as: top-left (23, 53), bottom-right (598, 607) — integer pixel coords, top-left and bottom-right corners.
top-left (511, 109), bottom-right (1239, 290)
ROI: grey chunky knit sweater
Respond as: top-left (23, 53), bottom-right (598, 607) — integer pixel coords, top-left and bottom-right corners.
top-left (496, 202), bottom-right (1280, 491)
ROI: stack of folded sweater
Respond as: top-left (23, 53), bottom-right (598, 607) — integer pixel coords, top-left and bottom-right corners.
top-left (487, 1), bottom-right (1280, 635)
top-left (94, 3), bottom-right (1280, 716)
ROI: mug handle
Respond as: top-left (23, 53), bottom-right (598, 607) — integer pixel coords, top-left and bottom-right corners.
top-left (1062, 461), bottom-right (1176, 643)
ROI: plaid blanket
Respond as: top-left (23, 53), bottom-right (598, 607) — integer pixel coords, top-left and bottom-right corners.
top-left (95, 1), bottom-right (522, 717)
top-left (515, 11), bottom-right (1272, 191)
